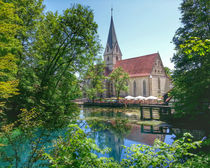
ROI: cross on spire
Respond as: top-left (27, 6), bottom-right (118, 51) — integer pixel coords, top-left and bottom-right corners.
top-left (111, 8), bottom-right (113, 17)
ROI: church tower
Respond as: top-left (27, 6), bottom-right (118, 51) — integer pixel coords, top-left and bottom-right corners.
top-left (104, 9), bottom-right (122, 71)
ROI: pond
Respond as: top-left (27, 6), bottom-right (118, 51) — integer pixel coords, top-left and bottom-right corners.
top-left (78, 106), bottom-right (207, 161)
top-left (0, 106), bottom-right (207, 167)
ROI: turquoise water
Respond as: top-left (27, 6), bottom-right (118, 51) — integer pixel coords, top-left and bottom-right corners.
top-left (0, 107), bottom-right (206, 167)
top-left (79, 107), bottom-right (206, 161)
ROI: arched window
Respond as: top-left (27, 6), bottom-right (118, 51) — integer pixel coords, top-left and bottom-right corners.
top-left (116, 56), bottom-right (118, 61)
top-left (133, 81), bottom-right (136, 97)
top-left (158, 77), bottom-right (161, 90)
top-left (116, 45), bottom-right (118, 52)
top-left (143, 80), bottom-right (146, 97)
top-left (107, 56), bottom-right (109, 61)
top-left (107, 46), bottom-right (109, 52)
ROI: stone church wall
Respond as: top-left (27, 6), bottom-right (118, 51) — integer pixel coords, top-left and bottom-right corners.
top-left (119, 77), bottom-right (149, 97)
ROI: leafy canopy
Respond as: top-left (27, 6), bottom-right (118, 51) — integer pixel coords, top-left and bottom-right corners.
top-left (171, 0), bottom-right (210, 118)
top-left (0, 0), bottom-right (22, 109)
top-left (83, 60), bottom-right (106, 102)
top-left (109, 67), bottom-right (129, 100)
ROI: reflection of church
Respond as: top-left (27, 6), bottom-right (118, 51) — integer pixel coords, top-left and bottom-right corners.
top-left (83, 108), bottom-right (167, 161)
top-left (103, 12), bottom-right (171, 98)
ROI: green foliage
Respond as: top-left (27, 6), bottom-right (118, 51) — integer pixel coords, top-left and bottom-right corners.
top-left (164, 67), bottom-right (172, 78)
top-left (173, 0), bottom-right (209, 46)
top-left (45, 125), bottom-right (209, 168)
top-left (172, 37), bottom-right (210, 118)
top-left (172, 0), bottom-right (210, 119)
top-left (109, 67), bottom-right (129, 100)
top-left (44, 124), bottom-right (120, 168)
top-left (121, 133), bottom-right (202, 167)
top-left (0, 108), bottom-right (45, 167)
top-left (0, 0), bottom-right (21, 109)
top-left (84, 60), bottom-right (106, 102)
top-left (4, 2), bottom-right (101, 127)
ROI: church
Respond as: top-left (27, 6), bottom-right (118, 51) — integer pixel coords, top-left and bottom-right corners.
top-left (103, 13), bottom-right (171, 98)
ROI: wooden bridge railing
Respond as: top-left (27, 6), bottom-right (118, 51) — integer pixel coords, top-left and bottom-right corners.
top-left (140, 105), bottom-right (172, 120)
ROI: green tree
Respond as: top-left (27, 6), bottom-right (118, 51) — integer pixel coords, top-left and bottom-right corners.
top-left (109, 67), bottom-right (129, 101)
top-left (3, 3), bottom-right (101, 127)
top-left (164, 67), bottom-right (172, 78)
top-left (173, 0), bottom-right (209, 45)
top-left (0, 0), bottom-right (21, 110)
top-left (32, 5), bottom-right (100, 127)
top-left (172, 38), bottom-right (210, 118)
top-left (171, 0), bottom-right (210, 118)
top-left (84, 60), bottom-right (106, 103)
top-left (1, 0), bottom-right (45, 115)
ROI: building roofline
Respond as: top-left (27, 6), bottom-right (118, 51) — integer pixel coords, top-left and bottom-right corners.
top-left (117, 53), bottom-right (158, 63)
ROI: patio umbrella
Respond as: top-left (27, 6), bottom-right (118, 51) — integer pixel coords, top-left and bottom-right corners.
top-left (145, 96), bottom-right (158, 100)
top-left (135, 96), bottom-right (146, 100)
top-left (125, 96), bottom-right (135, 100)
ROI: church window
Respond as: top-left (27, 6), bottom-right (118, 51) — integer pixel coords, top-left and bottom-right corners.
top-left (155, 69), bottom-right (156, 73)
top-left (143, 80), bottom-right (146, 97)
top-left (158, 77), bottom-right (161, 90)
top-left (133, 81), bottom-right (136, 97)
top-left (107, 56), bottom-right (109, 61)
top-left (116, 56), bottom-right (118, 61)
top-left (107, 46), bottom-right (109, 52)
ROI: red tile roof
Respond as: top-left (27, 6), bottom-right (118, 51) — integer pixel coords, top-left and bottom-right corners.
top-left (114, 53), bottom-right (158, 77)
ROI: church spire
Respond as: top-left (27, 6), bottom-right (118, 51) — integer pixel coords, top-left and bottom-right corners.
top-left (111, 8), bottom-right (113, 17)
top-left (104, 9), bottom-right (122, 71)
top-left (107, 9), bottom-right (118, 49)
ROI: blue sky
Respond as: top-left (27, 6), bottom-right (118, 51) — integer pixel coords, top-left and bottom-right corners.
top-left (44, 0), bottom-right (182, 69)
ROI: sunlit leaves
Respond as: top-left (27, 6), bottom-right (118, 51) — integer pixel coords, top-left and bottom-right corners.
top-left (83, 61), bottom-right (106, 102)
top-left (109, 67), bottom-right (129, 100)
top-left (171, 0), bottom-right (210, 118)
top-left (0, 1), bottom-right (22, 108)
top-left (46, 125), bottom-right (208, 168)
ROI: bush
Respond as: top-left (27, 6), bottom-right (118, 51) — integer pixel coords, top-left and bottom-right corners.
top-left (45, 125), bottom-right (209, 168)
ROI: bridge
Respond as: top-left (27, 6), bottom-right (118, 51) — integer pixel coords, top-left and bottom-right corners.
top-left (140, 105), bottom-right (173, 120)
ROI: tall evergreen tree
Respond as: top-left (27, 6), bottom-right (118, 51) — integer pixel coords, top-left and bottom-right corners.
top-left (172, 0), bottom-right (210, 119)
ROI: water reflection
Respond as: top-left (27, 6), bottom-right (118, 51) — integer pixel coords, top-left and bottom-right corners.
top-left (80, 107), bottom-right (206, 161)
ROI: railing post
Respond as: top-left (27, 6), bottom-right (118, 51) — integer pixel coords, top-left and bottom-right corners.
top-left (150, 107), bottom-right (153, 120)
top-left (160, 126), bottom-right (163, 134)
top-left (159, 107), bottom-right (162, 114)
top-left (141, 125), bottom-right (144, 133)
top-left (168, 107), bottom-right (171, 116)
top-left (140, 106), bottom-right (144, 120)
top-left (150, 125), bottom-right (154, 133)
